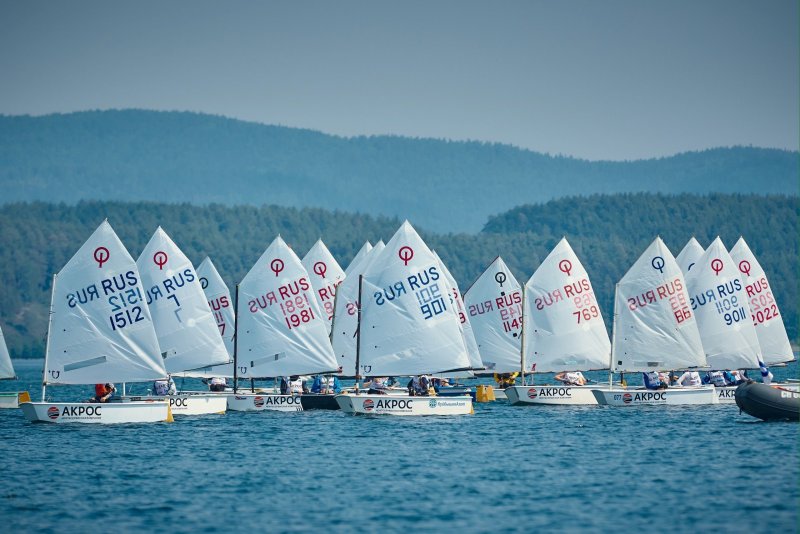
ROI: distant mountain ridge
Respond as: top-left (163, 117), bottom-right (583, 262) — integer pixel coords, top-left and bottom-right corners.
top-left (0, 194), bottom-right (795, 357)
top-left (1, 110), bottom-right (797, 232)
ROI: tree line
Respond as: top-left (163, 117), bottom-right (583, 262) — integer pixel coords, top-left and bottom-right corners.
top-left (0, 193), bottom-right (796, 357)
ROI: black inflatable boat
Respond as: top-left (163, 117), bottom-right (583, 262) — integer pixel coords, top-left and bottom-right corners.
top-left (735, 381), bottom-right (800, 422)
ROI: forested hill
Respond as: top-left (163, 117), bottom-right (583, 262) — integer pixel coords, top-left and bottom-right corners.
top-left (1, 110), bottom-right (797, 233)
top-left (1, 194), bottom-right (796, 357)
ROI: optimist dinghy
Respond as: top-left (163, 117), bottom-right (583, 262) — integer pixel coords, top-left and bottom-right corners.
top-left (175, 256), bottom-right (237, 382)
top-left (708, 237), bottom-right (798, 403)
top-left (685, 238), bottom-right (762, 404)
top-left (335, 222), bottom-right (474, 415)
top-left (591, 238), bottom-right (716, 406)
top-left (229, 235), bottom-right (339, 412)
top-left (20, 221), bottom-right (172, 424)
top-left (506, 238), bottom-right (611, 406)
top-left (122, 228), bottom-right (231, 416)
top-left (332, 241), bottom-right (382, 378)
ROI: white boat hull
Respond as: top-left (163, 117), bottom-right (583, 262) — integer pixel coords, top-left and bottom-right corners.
top-left (0, 392), bottom-right (22, 409)
top-left (121, 393), bottom-right (227, 415)
top-left (505, 385), bottom-right (600, 405)
top-left (20, 401), bottom-right (170, 424)
top-left (592, 386), bottom-right (717, 406)
top-left (226, 393), bottom-right (303, 412)
top-left (492, 388), bottom-right (507, 400)
top-left (335, 394), bottom-right (473, 415)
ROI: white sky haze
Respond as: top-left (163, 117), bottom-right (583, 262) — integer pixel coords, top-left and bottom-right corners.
top-left (0, 0), bottom-right (796, 160)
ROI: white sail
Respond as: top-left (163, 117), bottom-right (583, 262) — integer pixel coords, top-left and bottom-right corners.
top-left (612, 237), bottom-right (706, 372)
top-left (675, 237), bottom-right (705, 275)
top-left (196, 257), bottom-right (236, 357)
top-left (463, 257), bottom-right (522, 373)
top-left (346, 241), bottom-right (373, 274)
top-left (332, 242), bottom-right (385, 376)
top-left (137, 228), bottom-right (230, 374)
top-left (686, 237), bottom-right (761, 370)
top-left (0, 326), bottom-right (15, 380)
top-left (434, 251), bottom-right (483, 372)
top-left (358, 222), bottom-right (470, 377)
top-left (238, 235), bottom-right (338, 377)
top-left (523, 238), bottom-right (610, 372)
top-left (730, 237), bottom-right (793, 365)
top-left (44, 221), bottom-right (167, 385)
top-left (302, 239), bottom-right (346, 334)
top-left (184, 256), bottom-right (236, 378)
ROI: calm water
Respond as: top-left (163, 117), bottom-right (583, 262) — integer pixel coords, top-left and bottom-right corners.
top-left (2, 359), bottom-right (798, 533)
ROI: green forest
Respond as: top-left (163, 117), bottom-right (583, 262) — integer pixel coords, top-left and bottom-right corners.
top-left (1, 110), bottom-right (797, 232)
top-left (1, 193), bottom-right (796, 357)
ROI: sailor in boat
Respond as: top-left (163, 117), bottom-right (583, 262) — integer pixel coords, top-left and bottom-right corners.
top-left (672, 370), bottom-right (702, 387)
top-left (281, 375), bottom-right (307, 395)
top-left (643, 371), bottom-right (669, 390)
top-left (493, 372), bottom-right (518, 389)
top-left (728, 369), bottom-right (749, 385)
top-left (366, 376), bottom-right (389, 395)
top-left (152, 377), bottom-right (177, 396)
top-left (311, 374), bottom-right (341, 394)
top-left (93, 383), bottom-right (116, 403)
top-left (702, 370), bottom-right (736, 387)
top-left (207, 377), bottom-right (228, 392)
top-left (554, 371), bottom-right (587, 386)
top-left (407, 375), bottom-right (432, 396)
top-left (431, 377), bottom-right (450, 392)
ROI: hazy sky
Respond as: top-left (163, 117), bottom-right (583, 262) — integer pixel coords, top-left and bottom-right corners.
top-left (1, 0), bottom-right (796, 160)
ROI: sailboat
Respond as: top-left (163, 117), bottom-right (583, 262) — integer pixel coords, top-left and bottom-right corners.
top-left (0, 326), bottom-right (27, 408)
top-left (730, 237), bottom-right (794, 366)
top-left (434, 251), bottom-right (484, 375)
top-left (463, 256), bottom-right (523, 376)
top-left (125, 228), bottom-right (231, 415)
top-left (675, 237), bottom-right (704, 274)
top-left (335, 221), bottom-right (474, 415)
top-left (506, 238), bottom-right (611, 405)
top-left (302, 239), bottom-right (346, 335)
top-left (591, 237), bottom-right (716, 406)
top-left (685, 237), bottom-right (775, 403)
top-left (228, 235), bottom-right (339, 412)
top-left (333, 241), bottom-right (382, 377)
top-left (20, 221), bottom-right (172, 424)
top-left (178, 256), bottom-right (236, 380)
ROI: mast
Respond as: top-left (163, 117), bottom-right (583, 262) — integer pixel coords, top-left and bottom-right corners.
top-left (608, 283), bottom-right (619, 389)
top-left (519, 285), bottom-right (526, 386)
top-left (233, 284), bottom-right (239, 394)
top-left (41, 273), bottom-right (57, 402)
top-left (354, 274), bottom-right (363, 392)
top-left (328, 285), bottom-right (340, 345)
